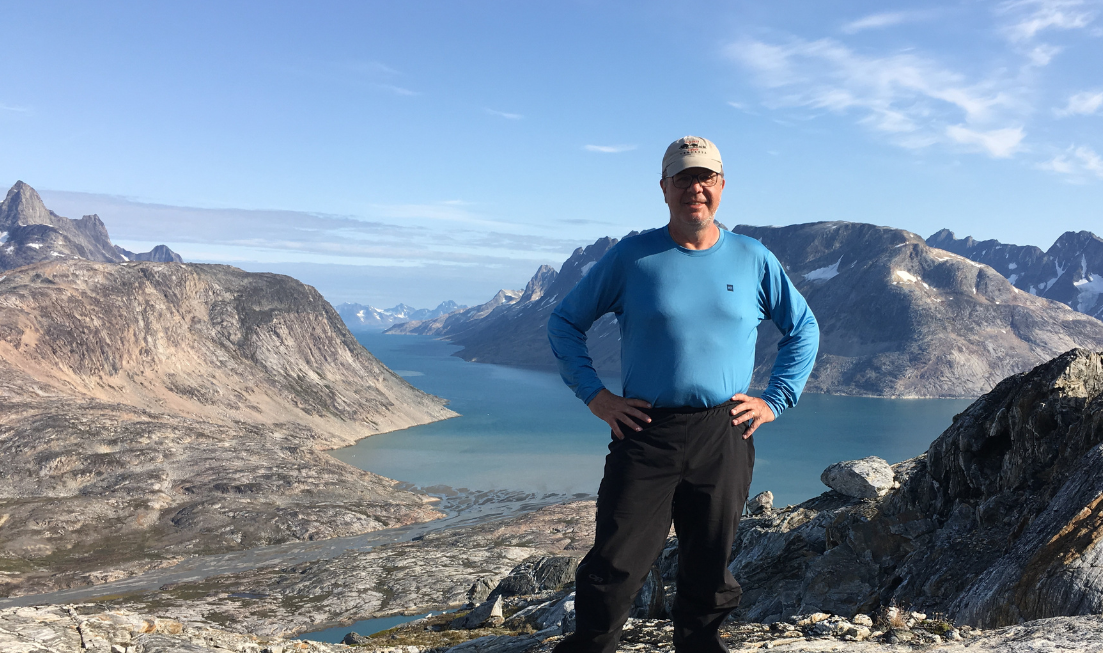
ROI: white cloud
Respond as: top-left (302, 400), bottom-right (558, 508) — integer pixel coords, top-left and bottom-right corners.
top-left (998, 0), bottom-right (1099, 42)
top-left (584, 144), bottom-right (637, 153)
top-left (1039, 144), bottom-right (1103, 180)
top-left (841, 11), bottom-right (926, 34)
top-left (377, 84), bottom-right (418, 96)
top-left (727, 37), bottom-right (1021, 155)
top-left (1055, 91), bottom-right (1103, 116)
top-left (0, 103), bottom-right (30, 113)
top-left (486, 109), bottom-right (523, 120)
top-left (946, 125), bottom-right (1026, 158)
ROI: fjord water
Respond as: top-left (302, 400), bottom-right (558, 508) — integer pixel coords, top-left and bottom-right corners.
top-left (338, 332), bottom-right (972, 507)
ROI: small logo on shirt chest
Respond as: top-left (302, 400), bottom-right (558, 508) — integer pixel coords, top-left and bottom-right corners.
top-left (726, 284), bottom-right (733, 291)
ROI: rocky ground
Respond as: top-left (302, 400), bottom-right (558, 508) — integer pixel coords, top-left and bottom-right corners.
top-left (0, 259), bottom-right (455, 598)
top-left (6, 592), bottom-right (1103, 652)
top-left (86, 502), bottom-right (597, 638)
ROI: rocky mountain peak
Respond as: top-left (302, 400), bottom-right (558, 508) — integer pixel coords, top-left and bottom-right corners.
top-left (0, 180), bottom-right (53, 228)
top-left (519, 264), bottom-right (558, 303)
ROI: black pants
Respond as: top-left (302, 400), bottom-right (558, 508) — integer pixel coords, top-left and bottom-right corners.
top-left (555, 401), bottom-right (754, 653)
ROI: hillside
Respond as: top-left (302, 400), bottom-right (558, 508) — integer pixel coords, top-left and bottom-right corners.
top-left (0, 259), bottom-right (455, 597)
top-left (390, 221), bottom-right (1103, 398)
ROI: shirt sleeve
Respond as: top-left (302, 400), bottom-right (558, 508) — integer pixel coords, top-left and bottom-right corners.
top-left (757, 250), bottom-right (820, 418)
top-left (547, 248), bottom-right (624, 405)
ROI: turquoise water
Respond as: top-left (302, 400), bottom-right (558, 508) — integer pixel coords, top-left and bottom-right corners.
top-left (297, 612), bottom-right (435, 643)
top-left (335, 332), bottom-right (973, 508)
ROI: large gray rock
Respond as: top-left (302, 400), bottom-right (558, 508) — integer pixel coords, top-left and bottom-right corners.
top-left (490, 556), bottom-right (579, 600)
top-left (747, 491), bottom-right (774, 514)
top-left (820, 457), bottom-right (895, 499)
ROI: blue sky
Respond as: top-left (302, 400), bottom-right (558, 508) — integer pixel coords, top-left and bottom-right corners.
top-left (2, 1), bottom-right (1101, 307)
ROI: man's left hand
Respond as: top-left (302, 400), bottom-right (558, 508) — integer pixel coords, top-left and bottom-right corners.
top-left (729, 393), bottom-right (775, 439)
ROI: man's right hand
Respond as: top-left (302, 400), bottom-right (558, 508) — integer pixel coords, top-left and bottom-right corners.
top-left (587, 389), bottom-right (652, 439)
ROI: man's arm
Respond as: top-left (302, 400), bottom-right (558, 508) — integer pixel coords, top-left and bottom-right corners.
top-left (547, 249), bottom-right (651, 438)
top-left (731, 250), bottom-right (820, 438)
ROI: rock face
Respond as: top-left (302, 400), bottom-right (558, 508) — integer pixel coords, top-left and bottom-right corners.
top-left (0, 181), bottom-right (125, 269)
top-left (0, 259), bottom-right (455, 597)
top-left (928, 228), bottom-right (1103, 320)
top-left (115, 244), bottom-right (184, 263)
top-left (725, 349), bottom-right (1103, 628)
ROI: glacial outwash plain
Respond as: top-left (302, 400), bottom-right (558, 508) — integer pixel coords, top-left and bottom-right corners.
top-left (4, 180), bottom-right (1103, 651)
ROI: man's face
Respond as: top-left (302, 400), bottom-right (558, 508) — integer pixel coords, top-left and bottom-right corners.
top-left (660, 167), bottom-right (725, 229)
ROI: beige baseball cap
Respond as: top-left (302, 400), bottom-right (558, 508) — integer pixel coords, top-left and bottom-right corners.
top-left (661, 136), bottom-right (723, 177)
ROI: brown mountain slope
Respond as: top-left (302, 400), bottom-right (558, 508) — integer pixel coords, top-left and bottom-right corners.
top-left (0, 259), bottom-right (455, 597)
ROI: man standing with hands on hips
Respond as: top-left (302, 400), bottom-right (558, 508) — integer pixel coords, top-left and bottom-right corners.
top-left (547, 136), bottom-right (819, 653)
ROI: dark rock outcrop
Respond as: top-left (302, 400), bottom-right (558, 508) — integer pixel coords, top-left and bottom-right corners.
top-left (725, 348), bottom-right (1103, 628)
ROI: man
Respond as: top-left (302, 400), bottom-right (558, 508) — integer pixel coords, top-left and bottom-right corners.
top-left (547, 136), bottom-right (819, 653)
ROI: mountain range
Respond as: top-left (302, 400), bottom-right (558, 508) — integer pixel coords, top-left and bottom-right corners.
top-left (927, 228), bottom-right (1103, 319)
top-left (0, 185), bottom-right (455, 597)
top-left (389, 222), bottom-right (1103, 398)
top-left (0, 181), bottom-right (182, 269)
top-left (337, 300), bottom-right (467, 330)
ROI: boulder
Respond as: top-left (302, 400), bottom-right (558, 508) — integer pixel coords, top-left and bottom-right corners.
top-left (533, 592), bottom-right (576, 635)
top-left (820, 456), bottom-right (895, 499)
top-left (747, 491), bottom-right (774, 514)
top-left (451, 595), bottom-right (504, 630)
top-left (489, 556), bottom-right (579, 599)
top-left (343, 631), bottom-right (371, 645)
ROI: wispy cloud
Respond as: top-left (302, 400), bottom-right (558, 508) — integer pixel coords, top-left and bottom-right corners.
top-left (37, 190), bottom-right (592, 274)
top-left (0, 103), bottom-right (30, 113)
top-left (1038, 144), bottom-right (1103, 180)
top-left (841, 11), bottom-right (928, 34)
top-left (998, 0), bottom-right (1100, 42)
top-left (486, 108), bottom-right (523, 120)
top-left (1055, 90), bottom-right (1103, 116)
top-left (946, 125), bottom-right (1026, 158)
top-left (377, 84), bottom-right (418, 96)
top-left (727, 37), bottom-right (1022, 157)
top-left (584, 144), bottom-right (636, 153)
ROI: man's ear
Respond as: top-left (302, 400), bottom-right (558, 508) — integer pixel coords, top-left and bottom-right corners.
top-left (659, 177), bottom-right (668, 204)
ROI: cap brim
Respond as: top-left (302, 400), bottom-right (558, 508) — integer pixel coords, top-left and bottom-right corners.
top-left (664, 156), bottom-right (723, 177)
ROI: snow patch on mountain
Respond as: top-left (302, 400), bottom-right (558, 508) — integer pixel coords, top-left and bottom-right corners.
top-left (804, 257), bottom-right (843, 282)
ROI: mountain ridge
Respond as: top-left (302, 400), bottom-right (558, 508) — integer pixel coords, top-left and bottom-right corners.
top-left (389, 221), bottom-right (1103, 398)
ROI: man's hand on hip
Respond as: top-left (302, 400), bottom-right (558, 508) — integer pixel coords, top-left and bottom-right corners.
top-left (588, 389), bottom-right (652, 440)
top-left (729, 393), bottom-right (775, 439)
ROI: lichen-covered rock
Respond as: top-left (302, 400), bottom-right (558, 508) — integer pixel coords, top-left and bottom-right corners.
top-left (820, 457), bottom-right (895, 499)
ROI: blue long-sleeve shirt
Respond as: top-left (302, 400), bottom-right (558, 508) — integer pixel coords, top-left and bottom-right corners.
top-left (547, 227), bottom-right (819, 417)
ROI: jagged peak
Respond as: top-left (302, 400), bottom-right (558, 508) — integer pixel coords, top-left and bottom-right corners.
top-left (1, 180), bottom-right (52, 227)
